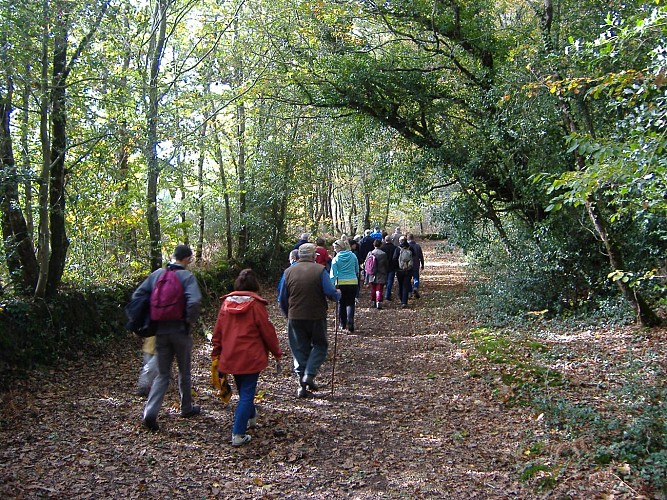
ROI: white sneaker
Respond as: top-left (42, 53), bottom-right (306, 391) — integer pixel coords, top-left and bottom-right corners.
top-left (231, 433), bottom-right (251, 446)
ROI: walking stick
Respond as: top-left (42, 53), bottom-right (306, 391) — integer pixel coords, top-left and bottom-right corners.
top-left (331, 300), bottom-right (339, 397)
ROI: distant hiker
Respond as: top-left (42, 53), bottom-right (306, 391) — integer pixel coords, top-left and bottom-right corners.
top-left (293, 233), bottom-right (310, 250)
top-left (391, 227), bottom-right (402, 247)
top-left (211, 269), bottom-right (283, 446)
top-left (370, 227), bottom-right (383, 241)
top-left (358, 229), bottom-right (375, 266)
top-left (135, 336), bottom-right (157, 397)
top-left (330, 237), bottom-right (360, 332)
top-left (348, 238), bottom-right (360, 262)
top-left (279, 243), bottom-right (341, 398)
top-left (277, 249), bottom-right (299, 297)
top-left (380, 235), bottom-right (398, 301)
top-left (407, 233), bottom-right (425, 299)
top-left (348, 237), bottom-right (362, 298)
top-left (364, 238), bottom-right (389, 309)
top-left (315, 237), bottom-right (332, 271)
top-left (131, 244), bottom-right (202, 431)
top-left (393, 236), bottom-right (415, 308)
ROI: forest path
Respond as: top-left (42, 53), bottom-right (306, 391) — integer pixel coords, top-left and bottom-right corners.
top-left (1, 241), bottom-right (544, 498)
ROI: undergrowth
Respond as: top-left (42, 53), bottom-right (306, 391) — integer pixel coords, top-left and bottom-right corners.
top-left (450, 322), bottom-right (667, 497)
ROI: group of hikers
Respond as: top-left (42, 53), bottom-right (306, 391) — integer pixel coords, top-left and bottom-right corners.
top-left (128, 228), bottom-right (425, 447)
top-left (295, 228), bottom-right (425, 311)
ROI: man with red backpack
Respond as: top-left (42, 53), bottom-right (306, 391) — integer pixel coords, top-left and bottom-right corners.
top-left (130, 244), bottom-right (202, 431)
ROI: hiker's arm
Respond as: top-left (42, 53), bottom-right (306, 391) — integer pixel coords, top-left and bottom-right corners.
top-left (182, 274), bottom-right (202, 324)
top-left (132, 271), bottom-right (156, 300)
top-left (255, 305), bottom-right (282, 359)
top-left (211, 306), bottom-right (224, 360)
top-left (278, 280), bottom-right (289, 317)
top-left (321, 270), bottom-right (341, 302)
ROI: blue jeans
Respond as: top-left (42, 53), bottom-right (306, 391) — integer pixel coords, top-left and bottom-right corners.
top-left (412, 268), bottom-right (421, 292)
top-left (288, 319), bottom-right (328, 378)
top-left (232, 373), bottom-right (259, 435)
top-left (385, 271), bottom-right (396, 299)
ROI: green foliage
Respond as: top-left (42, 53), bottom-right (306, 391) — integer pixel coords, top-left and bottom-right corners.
top-left (535, 375), bottom-right (667, 495)
top-left (191, 260), bottom-right (237, 306)
top-left (463, 207), bottom-right (639, 322)
top-left (453, 327), bottom-right (563, 399)
top-left (0, 286), bottom-right (130, 389)
top-left (519, 462), bottom-right (557, 490)
top-left (600, 385), bottom-right (667, 494)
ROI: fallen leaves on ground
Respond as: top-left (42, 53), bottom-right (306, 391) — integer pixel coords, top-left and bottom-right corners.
top-left (0, 241), bottom-right (663, 498)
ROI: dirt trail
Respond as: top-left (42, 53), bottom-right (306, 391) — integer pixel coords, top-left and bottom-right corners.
top-left (1, 241), bottom-right (542, 498)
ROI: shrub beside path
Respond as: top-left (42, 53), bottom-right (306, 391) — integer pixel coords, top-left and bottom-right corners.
top-left (0, 240), bottom-right (644, 498)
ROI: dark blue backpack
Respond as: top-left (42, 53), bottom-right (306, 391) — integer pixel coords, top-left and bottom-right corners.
top-left (125, 292), bottom-right (154, 337)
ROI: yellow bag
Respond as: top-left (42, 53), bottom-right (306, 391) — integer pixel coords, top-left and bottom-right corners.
top-left (210, 357), bottom-right (232, 404)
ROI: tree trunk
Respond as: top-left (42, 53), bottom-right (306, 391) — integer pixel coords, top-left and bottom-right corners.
top-left (146, 0), bottom-right (168, 271)
top-left (585, 196), bottom-right (661, 326)
top-left (335, 193), bottom-right (343, 235)
top-left (1, 94), bottom-right (39, 293)
top-left (214, 124), bottom-right (233, 260)
top-left (46, 5), bottom-right (70, 296)
top-left (1, 13), bottom-right (39, 294)
top-left (115, 34), bottom-right (135, 259)
top-left (236, 101), bottom-right (248, 260)
top-left (21, 72), bottom-right (34, 238)
top-left (195, 120), bottom-right (207, 263)
top-left (34, 0), bottom-right (52, 298)
top-left (383, 191), bottom-right (391, 229)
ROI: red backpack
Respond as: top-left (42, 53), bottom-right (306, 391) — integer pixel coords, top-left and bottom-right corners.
top-left (150, 268), bottom-right (185, 321)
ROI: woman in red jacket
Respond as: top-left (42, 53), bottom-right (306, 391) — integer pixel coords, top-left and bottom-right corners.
top-left (212, 269), bottom-right (282, 446)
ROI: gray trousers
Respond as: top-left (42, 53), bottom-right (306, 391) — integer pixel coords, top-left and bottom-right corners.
top-left (137, 353), bottom-right (158, 393)
top-left (143, 331), bottom-right (194, 421)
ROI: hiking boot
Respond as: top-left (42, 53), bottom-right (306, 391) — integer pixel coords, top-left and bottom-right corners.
top-left (347, 323), bottom-right (354, 333)
top-left (302, 374), bottom-right (319, 391)
top-left (142, 416), bottom-right (159, 432)
top-left (370, 300), bottom-right (376, 308)
top-left (180, 405), bottom-right (201, 418)
top-left (376, 301), bottom-right (382, 310)
top-left (231, 434), bottom-right (252, 447)
top-left (297, 386), bottom-right (313, 398)
top-left (413, 290), bottom-right (421, 299)
top-left (401, 303), bottom-right (408, 309)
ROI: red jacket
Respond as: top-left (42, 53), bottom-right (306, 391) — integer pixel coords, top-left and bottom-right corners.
top-left (212, 291), bottom-right (282, 375)
top-left (315, 246), bottom-right (331, 266)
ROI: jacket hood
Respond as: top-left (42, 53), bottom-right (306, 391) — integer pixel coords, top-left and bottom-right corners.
top-left (220, 291), bottom-right (267, 314)
top-left (335, 250), bottom-right (357, 264)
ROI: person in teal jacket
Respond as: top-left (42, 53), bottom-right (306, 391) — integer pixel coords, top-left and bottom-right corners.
top-left (330, 237), bottom-right (359, 332)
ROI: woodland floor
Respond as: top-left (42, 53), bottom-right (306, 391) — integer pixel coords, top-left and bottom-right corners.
top-left (1, 241), bottom-right (665, 499)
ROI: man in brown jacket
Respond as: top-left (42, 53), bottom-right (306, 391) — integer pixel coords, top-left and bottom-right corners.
top-left (278, 243), bottom-right (341, 397)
